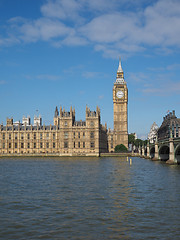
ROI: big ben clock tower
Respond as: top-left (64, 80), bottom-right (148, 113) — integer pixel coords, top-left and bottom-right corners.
top-left (113, 59), bottom-right (128, 149)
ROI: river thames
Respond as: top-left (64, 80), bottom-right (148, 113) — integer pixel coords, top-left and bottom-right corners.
top-left (0, 157), bottom-right (180, 239)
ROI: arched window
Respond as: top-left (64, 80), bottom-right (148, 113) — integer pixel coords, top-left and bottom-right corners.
top-left (90, 121), bottom-right (94, 127)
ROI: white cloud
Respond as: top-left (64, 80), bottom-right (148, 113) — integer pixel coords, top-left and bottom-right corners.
top-left (0, 80), bottom-right (6, 85)
top-left (41, 0), bottom-right (83, 22)
top-left (84, 0), bottom-right (118, 12)
top-left (63, 64), bottom-right (84, 75)
top-left (80, 13), bottom-right (138, 44)
top-left (141, 0), bottom-right (180, 47)
top-left (36, 74), bottom-right (62, 81)
top-left (94, 44), bottom-right (119, 59)
top-left (19, 18), bottom-right (72, 42)
top-left (24, 74), bottom-right (62, 81)
top-left (127, 69), bottom-right (180, 96)
top-left (79, 90), bottom-right (85, 95)
top-left (99, 95), bottom-right (104, 100)
top-left (167, 63), bottom-right (180, 71)
top-left (82, 71), bottom-right (108, 79)
top-left (142, 80), bottom-right (180, 96)
top-left (0, 35), bottom-right (20, 47)
top-left (1, 0), bottom-right (180, 57)
top-left (8, 17), bottom-right (27, 24)
top-left (81, 0), bottom-right (180, 56)
top-left (127, 72), bottom-right (149, 83)
top-left (62, 30), bottom-right (88, 46)
top-left (148, 63), bottom-right (180, 72)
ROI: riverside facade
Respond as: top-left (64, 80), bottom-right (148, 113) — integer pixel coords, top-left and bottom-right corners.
top-left (0, 60), bottom-right (128, 156)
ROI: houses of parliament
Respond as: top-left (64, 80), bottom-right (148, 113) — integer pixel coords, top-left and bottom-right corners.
top-left (0, 60), bottom-right (128, 156)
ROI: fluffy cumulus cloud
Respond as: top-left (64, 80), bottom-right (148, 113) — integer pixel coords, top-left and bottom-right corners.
top-left (80, 13), bottom-right (139, 43)
top-left (41, 0), bottom-right (83, 21)
top-left (1, 0), bottom-right (180, 57)
top-left (20, 18), bottom-right (72, 42)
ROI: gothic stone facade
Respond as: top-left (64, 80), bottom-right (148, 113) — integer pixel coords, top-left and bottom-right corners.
top-left (0, 60), bottom-right (128, 156)
top-left (0, 106), bottom-right (108, 157)
top-left (148, 122), bottom-right (159, 144)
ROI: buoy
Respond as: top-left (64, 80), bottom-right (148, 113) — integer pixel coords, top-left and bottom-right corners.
top-left (130, 158), bottom-right (132, 165)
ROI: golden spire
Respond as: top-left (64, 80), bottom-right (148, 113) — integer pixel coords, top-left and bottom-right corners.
top-left (117, 57), bottom-right (123, 73)
top-left (116, 58), bottom-right (124, 83)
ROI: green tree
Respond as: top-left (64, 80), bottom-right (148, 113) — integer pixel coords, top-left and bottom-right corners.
top-left (115, 144), bottom-right (128, 152)
top-left (143, 140), bottom-right (148, 146)
top-left (128, 134), bottom-right (135, 145)
top-left (134, 139), bottom-right (143, 147)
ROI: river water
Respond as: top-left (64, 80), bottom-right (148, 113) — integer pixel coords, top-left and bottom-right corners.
top-left (0, 157), bottom-right (180, 240)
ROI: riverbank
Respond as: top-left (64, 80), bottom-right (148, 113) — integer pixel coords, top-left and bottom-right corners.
top-left (0, 152), bottom-right (134, 158)
top-left (0, 152), bottom-right (178, 165)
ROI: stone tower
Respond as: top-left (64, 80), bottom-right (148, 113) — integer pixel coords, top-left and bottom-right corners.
top-left (113, 59), bottom-right (128, 148)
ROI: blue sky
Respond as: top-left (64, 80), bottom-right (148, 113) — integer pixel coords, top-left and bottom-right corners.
top-left (0, 0), bottom-right (180, 139)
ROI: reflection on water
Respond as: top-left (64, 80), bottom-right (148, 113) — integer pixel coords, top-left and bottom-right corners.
top-left (0, 157), bottom-right (180, 239)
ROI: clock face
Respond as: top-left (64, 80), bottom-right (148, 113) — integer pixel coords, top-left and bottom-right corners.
top-left (116, 90), bottom-right (124, 99)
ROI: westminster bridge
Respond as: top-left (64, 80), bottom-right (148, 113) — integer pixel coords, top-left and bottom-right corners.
top-left (137, 137), bottom-right (180, 164)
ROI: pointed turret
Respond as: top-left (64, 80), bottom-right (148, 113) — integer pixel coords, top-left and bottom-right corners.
top-left (70, 106), bottom-right (72, 116)
top-left (60, 106), bottom-right (62, 117)
top-left (86, 105), bottom-right (88, 117)
top-left (96, 106), bottom-right (100, 116)
top-left (54, 106), bottom-right (59, 117)
top-left (116, 58), bottom-right (124, 84)
top-left (117, 57), bottom-right (123, 73)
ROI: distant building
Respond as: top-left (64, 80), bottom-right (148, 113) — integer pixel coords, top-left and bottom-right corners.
top-left (148, 122), bottom-right (159, 143)
top-left (6, 118), bottom-right (13, 126)
top-left (34, 115), bottom-right (42, 126)
top-left (13, 121), bottom-right (22, 126)
top-left (22, 116), bottom-right (31, 126)
top-left (158, 110), bottom-right (180, 140)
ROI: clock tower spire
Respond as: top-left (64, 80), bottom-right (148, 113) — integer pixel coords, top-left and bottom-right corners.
top-left (117, 57), bottom-right (123, 73)
top-left (113, 59), bottom-right (128, 149)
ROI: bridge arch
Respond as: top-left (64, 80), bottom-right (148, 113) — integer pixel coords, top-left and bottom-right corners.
top-left (159, 145), bottom-right (169, 161)
top-left (150, 146), bottom-right (155, 159)
top-left (175, 144), bottom-right (180, 164)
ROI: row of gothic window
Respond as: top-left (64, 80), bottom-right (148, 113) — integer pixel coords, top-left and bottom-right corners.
top-left (1, 141), bottom-right (95, 149)
top-left (1, 142), bottom-right (56, 149)
top-left (1, 132), bottom-right (95, 140)
top-left (1, 133), bottom-right (56, 140)
top-left (64, 142), bottom-right (94, 149)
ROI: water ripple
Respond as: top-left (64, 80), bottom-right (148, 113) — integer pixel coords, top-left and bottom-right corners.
top-left (0, 157), bottom-right (180, 239)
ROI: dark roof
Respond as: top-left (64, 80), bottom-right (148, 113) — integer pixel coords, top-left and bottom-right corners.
top-left (158, 112), bottom-right (180, 140)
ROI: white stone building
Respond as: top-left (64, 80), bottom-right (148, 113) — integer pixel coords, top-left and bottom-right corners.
top-left (148, 122), bottom-right (159, 143)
